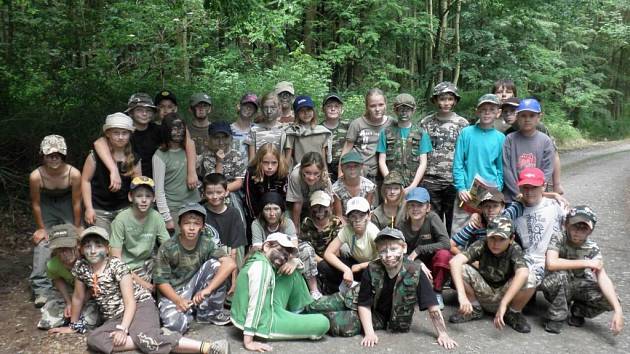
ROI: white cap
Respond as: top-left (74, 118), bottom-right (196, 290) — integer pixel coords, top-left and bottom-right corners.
top-left (345, 197), bottom-right (370, 215)
top-left (265, 232), bottom-right (297, 250)
top-left (310, 190), bottom-right (332, 207)
top-left (102, 112), bottom-right (135, 133)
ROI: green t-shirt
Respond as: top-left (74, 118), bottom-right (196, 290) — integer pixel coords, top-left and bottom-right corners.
top-left (46, 256), bottom-right (74, 287)
top-left (109, 208), bottom-right (171, 271)
top-left (153, 225), bottom-right (227, 290)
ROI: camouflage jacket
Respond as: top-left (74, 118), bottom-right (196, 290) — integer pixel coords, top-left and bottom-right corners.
top-left (299, 216), bottom-right (344, 256)
top-left (326, 120), bottom-right (350, 166)
top-left (370, 257), bottom-right (421, 332)
top-left (384, 122), bottom-right (426, 185)
top-left (420, 112), bottom-right (469, 185)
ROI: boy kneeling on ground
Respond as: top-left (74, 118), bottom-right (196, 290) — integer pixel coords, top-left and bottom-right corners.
top-left (448, 216), bottom-right (529, 331)
top-left (541, 205), bottom-right (624, 334)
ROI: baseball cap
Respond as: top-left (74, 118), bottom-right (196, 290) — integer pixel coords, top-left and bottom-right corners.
top-left (293, 95), bottom-right (314, 112)
top-left (310, 190), bottom-right (332, 207)
top-left (516, 98), bottom-right (541, 114)
top-left (177, 202), bottom-right (207, 222)
top-left (486, 215), bottom-right (514, 239)
top-left (102, 112), bottom-right (135, 133)
top-left (383, 171), bottom-right (404, 186)
top-left (375, 227), bottom-right (405, 243)
top-left (240, 93), bottom-right (259, 108)
top-left (323, 93), bottom-right (343, 106)
top-left (432, 81), bottom-right (460, 100)
top-left (208, 121), bottom-right (233, 136)
top-left (393, 93), bottom-right (416, 108)
top-left (130, 176), bottom-right (155, 192)
top-left (79, 226), bottom-right (110, 243)
top-left (567, 205), bottom-right (597, 230)
top-left (126, 93), bottom-right (156, 113)
top-left (275, 81), bottom-right (295, 95)
top-left (479, 188), bottom-right (505, 204)
top-left (265, 232), bottom-right (298, 251)
top-left (406, 187), bottom-right (430, 203)
top-left (189, 92), bottom-right (212, 107)
top-left (340, 151), bottom-right (363, 165)
top-left (48, 224), bottom-right (79, 250)
top-left (346, 197), bottom-right (370, 215)
top-left (40, 134), bottom-right (67, 156)
top-left (155, 90), bottom-right (178, 106)
top-left (476, 94), bottom-right (501, 108)
top-left (501, 97), bottom-right (520, 108)
top-left (517, 167), bottom-right (545, 187)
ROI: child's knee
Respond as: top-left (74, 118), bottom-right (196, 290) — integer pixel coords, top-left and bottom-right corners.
top-left (161, 312), bottom-right (189, 333)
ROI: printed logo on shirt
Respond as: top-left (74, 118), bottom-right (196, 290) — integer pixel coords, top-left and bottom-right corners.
top-left (517, 153), bottom-right (536, 171)
top-left (420, 233), bottom-right (432, 240)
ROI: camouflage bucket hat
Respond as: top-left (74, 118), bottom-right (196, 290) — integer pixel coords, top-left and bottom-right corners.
top-left (567, 205), bottom-right (597, 229)
top-left (126, 93), bottom-right (157, 113)
top-left (40, 134), bottom-right (67, 156)
top-left (431, 81), bottom-right (461, 100)
top-left (486, 215), bottom-right (514, 239)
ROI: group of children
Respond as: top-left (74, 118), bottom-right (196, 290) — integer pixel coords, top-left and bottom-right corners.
top-left (29, 80), bottom-right (623, 353)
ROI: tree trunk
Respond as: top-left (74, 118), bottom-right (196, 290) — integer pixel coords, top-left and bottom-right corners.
top-left (304, 1), bottom-right (316, 54)
top-left (452, 0), bottom-right (461, 86)
top-left (436, 0), bottom-right (448, 82)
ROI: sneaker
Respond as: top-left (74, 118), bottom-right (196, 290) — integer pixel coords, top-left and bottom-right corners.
top-left (435, 293), bottom-right (445, 310)
top-left (568, 313), bottom-right (585, 327)
top-left (207, 339), bottom-right (230, 354)
top-left (449, 305), bottom-right (483, 323)
top-left (544, 319), bottom-right (564, 334)
top-left (198, 310), bottom-right (231, 326)
top-left (503, 310), bottom-right (531, 333)
top-left (310, 290), bottom-right (323, 301)
top-left (34, 294), bottom-right (48, 308)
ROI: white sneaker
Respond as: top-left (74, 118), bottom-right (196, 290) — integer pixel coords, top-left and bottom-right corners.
top-left (435, 293), bottom-right (444, 310)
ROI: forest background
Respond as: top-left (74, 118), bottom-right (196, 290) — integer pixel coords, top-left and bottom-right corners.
top-left (0, 0), bottom-right (628, 215)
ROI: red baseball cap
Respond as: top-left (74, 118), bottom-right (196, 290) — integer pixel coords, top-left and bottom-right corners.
top-left (518, 167), bottom-right (545, 186)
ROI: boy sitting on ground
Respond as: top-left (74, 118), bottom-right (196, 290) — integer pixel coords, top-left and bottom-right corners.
top-left (154, 203), bottom-right (236, 333)
top-left (541, 206), bottom-right (624, 334)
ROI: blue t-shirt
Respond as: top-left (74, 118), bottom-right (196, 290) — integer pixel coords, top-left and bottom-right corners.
top-left (452, 124), bottom-right (505, 192)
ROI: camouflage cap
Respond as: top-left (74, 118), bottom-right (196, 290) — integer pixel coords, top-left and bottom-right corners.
top-left (79, 226), bottom-right (110, 243)
top-left (486, 215), bottom-right (514, 239)
top-left (567, 205), bottom-right (597, 230)
top-left (48, 224), bottom-right (79, 250)
top-left (40, 134), bottom-right (67, 156)
top-left (275, 81), bottom-right (295, 95)
top-left (126, 93), bottom-right (156, 113)
top-left (189, 92), bottom-right (212, 107)
top-left (479, 188), bottom-right (505, 205)
top-left (431, 81), bottom-right (460, 100)
top-left (393, 93), bottom-right (416, 108)
top-left (476, 94), bottom-right (501, 108)
top-left (382, 170), bottom-right (404, 186)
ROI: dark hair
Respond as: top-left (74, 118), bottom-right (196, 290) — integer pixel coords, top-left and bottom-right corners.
top-left (160, 112), bottom-right (187, 150)
top-left (80, 234), bottom-right (108, 247)
top-left (203, 173), bottom-right (228, 191)
top-left (493, 80), bottom-right (518, 97)
top-left (130, 185), bottom-right (155, 196)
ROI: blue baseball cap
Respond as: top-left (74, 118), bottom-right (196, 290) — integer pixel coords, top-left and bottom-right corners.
top-left (293, 95), bottom-right (314, 112)
top-left (405, 187), bottom-right (430, 203)
top-left (516, 98), bottom-right (541, 114)
top-left (208, 121), bottom-right (233, 136)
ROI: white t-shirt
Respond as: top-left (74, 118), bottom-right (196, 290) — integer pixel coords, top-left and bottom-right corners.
top-left (514, 197), bottom-right (564, 266)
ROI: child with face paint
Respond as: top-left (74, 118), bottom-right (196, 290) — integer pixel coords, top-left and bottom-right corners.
top-left (377, 93), bottom-right (432, 194)
top-left (232, 93), bottom-right (258, 157)
top-left (397, 187), bottom-right (452, 309)
top-left (187, 92), bottom-right (213, 156)
top-left (154, 203), bottom-right (236, 332)
top-left (245, 91), bottom-right (286, 162)
top-left (540, 206), bottom-right (624, 335)
top-left (332, 151), bottom-right (376, 218)
top-left (251, 192), bottom-right (297, 249)
top-left (448, 216), bottom-right (530, 333)
top-left (286, 151), bottom-right (333, 232)
top-left (284, 95), bottom-right (332, 169)
top-left (49, 226), bottom-right (230, 354)
top-left (231, 232), bottom-right (330, 351)
top-left (29, 135), bottom-right (82, 307)
top-left (420, 82), bottom-right (469, 235)
top-left (321, 94), bottom-right (347, 182)
top-left (275, 81), bottom-right (296, 124)
top-left (320, 197), bottom-right (379, 293)
top-left (109, 176), bottom-right (169, 292)
top-left (370, 171), bottom-right (406, 230)
top-left (298, 191), bottom-right (344, 298)
top-left (153, 113), bottom-right (201, 234)
top-left (197, 121), bottom-right (247, 194)
top-left (82, 113), bottom-right (141, 234)
top-left (37, 224), bottom-right (99, 330)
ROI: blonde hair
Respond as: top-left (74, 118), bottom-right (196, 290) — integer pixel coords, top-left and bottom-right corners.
top-left (363, 88), bottom-right (386, 118)
top-left (299, 152), bottom-right (328, 183)
top-left (250, 143), bottom-right (289, 183)
top-left (104, 131), bottom-right (136, 177)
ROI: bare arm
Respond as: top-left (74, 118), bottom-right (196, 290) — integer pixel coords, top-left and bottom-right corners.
top-left (184, 130), bottom-right (198, 189)
top-left (378, 153), bottom-right (389, 177)
top-left (358, 305), bottom-right (378, 347)
top-left (227, 178), bottom-right (243, 193)
top-left (81, 153), bottom-right (97, 225)
top-left (408, 154), bottom-right (427, 190)
top-left (117, 274), bottom-right (137, 331)
top-left (595, 268), bottom-right (624, 335)
top-left (193, 256), bottom-right (236, 305)
top-left (428, 306), bottom-right (458, 349)
top-left (284, 148), bottom-right (293, 169)
top-left (69, 167), bottom-right (82, 228)
top-left (323, 237), bottom-right (354, 284)
top-left (545, 249), bottom-right (602, 272)
top-left (290, 201), bottom-right (303, 235)
top-left (29, 171), bottom-right (48, 244)
top-left (332, 196), bottom-right (344, 219)
top-left (94, 137), bottom-right (121, 192)
top-left (449, 254), bottom-right (471, 313)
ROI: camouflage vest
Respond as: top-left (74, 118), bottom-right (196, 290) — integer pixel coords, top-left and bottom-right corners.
top-left (370, 258), bottom-right (420, 332)
top-left (384, 123), bottom-right (425, 186)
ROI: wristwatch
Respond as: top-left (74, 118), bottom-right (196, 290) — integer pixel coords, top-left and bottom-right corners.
top-left (115, 324), bottom-right (128, 334)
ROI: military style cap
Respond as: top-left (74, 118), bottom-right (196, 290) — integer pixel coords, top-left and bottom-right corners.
top-left (479, 188), bottom-right (505, 204)
top-left (393, 93), bottom-right (416, 108)
top-left (274, 81), bottom-right (295, 95)
top-left (40, 135), bottom-right (67, 156)
top-left (155, 90), bottom-right (178, 106)
top-left (189, 92), bottom-right (212, 107)
top-left (340, 151), bottom-right (363, 165)
top-left (486, 215), bottom-right (514, 239)
top-left (102, 112), bottom-right (135, 133)
top-left (382, 171), bottom-right (404, 186)
top-left (49, 224), bottom-right (79, 250)
top-left (130, 176), bottom-right (155, 192)
top-left (80, 226), bottom-right (110, 242)
top-left (177, 202), bottom-right (207, 222)
top-left (477, 94), bottom-right (502, 108)
top-left (567, 205), bottom-right (597, 230)
top-left (126, 93), bottom-right (156, 113)
top-left (432, 81), bottom-right (460, 100)
top-left (375, 227), bottom-right (405, 243)
top-left (323, 93), bottom-right (343, 106)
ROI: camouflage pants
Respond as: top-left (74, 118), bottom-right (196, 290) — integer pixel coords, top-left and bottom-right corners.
top-left (158, 259), bottom-right (227, 333)
top-left (298, 242), bottom-right (318, 278)
top-left (37, 291), bottom-right (101, 330)
top-left (540, 271), bottom-right (613, 321)
top-left (306, 287), bottom-right (367, 337)
top-left (463, 264), bottom-right (513, 313)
